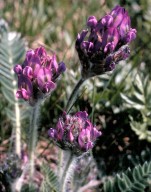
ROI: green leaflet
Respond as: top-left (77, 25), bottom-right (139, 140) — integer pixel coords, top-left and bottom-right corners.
top-left (0, 20), bottom-right (27, 110)
top-left (103, 161), bottom-right (151, 192)
top-left (121, 73), bottom-right (151, 142)
top-left (0, 19), bottom-right (28, 155)
top-left (21, 184), bottom-right (36, 192)
top-left (40, 164), bottom-right (59, 192)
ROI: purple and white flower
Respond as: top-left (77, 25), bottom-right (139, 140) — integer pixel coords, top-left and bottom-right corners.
top-left (75, 5), bottom-right (137, 78)
top-left (48, 111), bottom-right (101, 155)
top-left (14, 46), bottom-right (66, 105)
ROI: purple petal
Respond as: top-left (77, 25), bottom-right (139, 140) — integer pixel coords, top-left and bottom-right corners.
top-left (18, 75), bottom-right (33, 98)
top-left (43, 81), bottom-right (56, 93)
top-left (102, 28), bottom-right (119, 53)
top-left (85, 120), bottom-right (92, 130)
top-left (124, 28), bottom-right (137, 43)
top-left (16, 90), bottom-right (23, 98)
top-left (35, 46), bottom-right (47, 58)
top-left (56, 120), bottom-right (64, 141)
top-left (21, 88), bottom-right (31, 100)
top-left (14, 64), bottom-right (22, 74)
top-left (16, 88), bottom-right (32, 100)
top-left (75, 111), bottom-right (88, 119)
top-left (30, 54), bottom-right (41, 65)
top-left (85, 141), bottom-right (93, 151)
top-left (23, 66), bottom-right (33, 79)
top-left (104, 42), bottom-right (115, 53)
top-left (24, 54), bottom-right (41, 78)
top-left (58, 62), bottom-right (66, 73)
top-left (87, 16), bottom-right (97, 28)
top-left (76, 30), bottom-right (88, 47)
top-left (26, 50), bottom-right (35, 62)
top-left (68, 130), bottom-right (74, 142)
top-left (81, 41), bottom-right (94, 52)
top-left (26, 50), bottom-right (35, 59)
top-left (78, 128), bottom-right (91, 150)
top-left (37, 68), bottom-right (52, 91)
top-left (91, 127), bottom-right (102, 141)
top-left (110, 5), bottom-right (126, 27)
top-left (51, 54), bottom-right (58, 71)
top-left (48, 128), bottom-right (56, 139)
top-left (119, 13), bottom-right (131, 38)
top-left (101, 15), bottom-right (113, 27)
top-left (23, 50), bottom-right (35, 67)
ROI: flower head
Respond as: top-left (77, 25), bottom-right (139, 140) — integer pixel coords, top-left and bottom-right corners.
top-left (76, 5), bottom-right (136, 79)
top-left (14, 46), bottom-right (66, 105)
top-left (48, 111), bottom-right (101, 155)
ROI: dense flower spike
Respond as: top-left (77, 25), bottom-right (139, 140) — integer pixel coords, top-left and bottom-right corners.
top-left (48, 111), bottom-right (101, 155)
top-left (75, 5), bottom-right (136, 79)
top-left (14, 46), bottom-right (66, 105)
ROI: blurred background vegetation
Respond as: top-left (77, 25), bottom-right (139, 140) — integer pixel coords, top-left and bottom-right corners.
top-left (0, 0), bottom-right (151, 191)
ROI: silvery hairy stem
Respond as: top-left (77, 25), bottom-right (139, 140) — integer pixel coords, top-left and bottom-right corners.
top-left (29, 101), bottom-right (41, 178)
top-left (60, 150), bottom-right (77, 192)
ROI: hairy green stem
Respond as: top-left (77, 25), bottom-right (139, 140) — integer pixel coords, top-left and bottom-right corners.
top-left (13, 79), bottom-right (21, 157)
top-left (58, 149), bottom-right (64, 182)
top-left (61, 151), bottom-right (76, 192)
top-left (14, 101), bottom-right (21, 158)
top-left (66, 77), bottom-right (85, 113)
top-left (29, 102), bottom-right (41, 178)
top-left (60, 150), bottom-right (72, 182)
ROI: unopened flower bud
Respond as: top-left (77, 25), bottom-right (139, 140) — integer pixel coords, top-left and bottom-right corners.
top-left (87, 16), bottom-right (97, 28)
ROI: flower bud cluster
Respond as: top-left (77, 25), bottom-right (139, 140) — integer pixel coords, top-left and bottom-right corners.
top-left (76, 5), bottom-right (136, 78)
top-left (14, 46), bottom-right (66, 105)
top-left (48, 111), bottom-right (101, 155)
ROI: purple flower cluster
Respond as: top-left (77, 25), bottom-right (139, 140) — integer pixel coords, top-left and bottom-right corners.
top-left (76, 5), bottom-right (137, 78)
top-left (14, 46), bottom-right (66, 105)
top-left (48, 111), bottom-right (101, 155)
